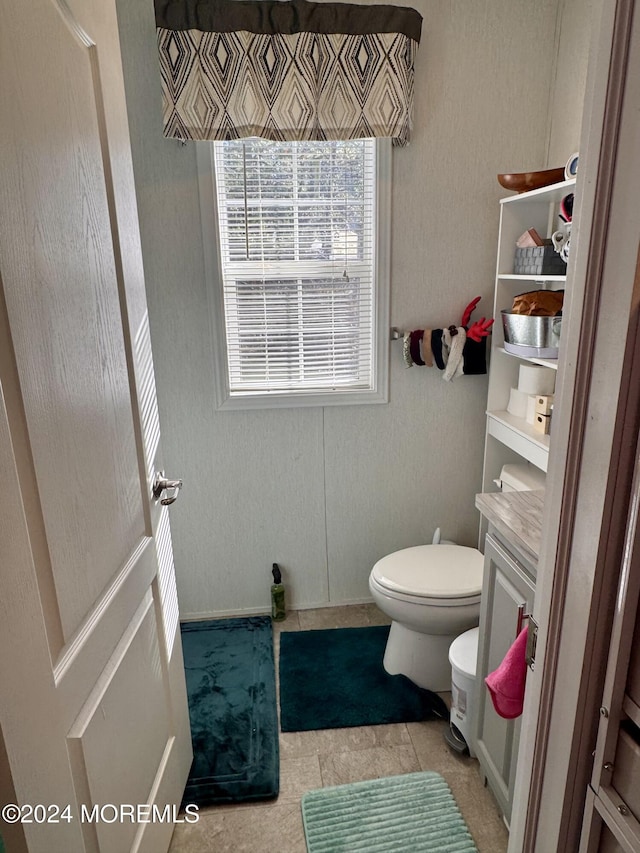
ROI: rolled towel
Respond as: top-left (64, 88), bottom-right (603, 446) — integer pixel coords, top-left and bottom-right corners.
top-left (485, 626), bottom-right (528, 719)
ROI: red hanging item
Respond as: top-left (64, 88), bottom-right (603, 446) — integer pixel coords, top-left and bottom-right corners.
top-left (484, 626), bottom-right (528, 719)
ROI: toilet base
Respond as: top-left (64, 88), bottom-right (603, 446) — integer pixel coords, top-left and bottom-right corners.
top-left (383, 621), bottom-right (457, 692)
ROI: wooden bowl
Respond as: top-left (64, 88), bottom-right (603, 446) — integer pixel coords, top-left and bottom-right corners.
top-left (497, 168), bottom-right (566, 193)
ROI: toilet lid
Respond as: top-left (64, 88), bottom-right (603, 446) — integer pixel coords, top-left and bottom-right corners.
top-left (371, 545), bottom-right (484, 600)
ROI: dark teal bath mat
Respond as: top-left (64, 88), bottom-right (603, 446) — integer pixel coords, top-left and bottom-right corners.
top-left (181, 615), bottom-right (279, 806)
top-left (302, 771), bottom-right (478, 852)
top-left (279, 625), bottom-right (449, 732)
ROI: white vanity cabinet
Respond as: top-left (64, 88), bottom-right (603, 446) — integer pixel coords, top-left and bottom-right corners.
top-left (482, 178), bottom-right (575, 492)
top-left (473, 528), bottom-right (536, 824)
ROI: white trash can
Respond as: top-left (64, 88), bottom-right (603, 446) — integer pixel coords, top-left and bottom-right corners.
top-left (445, 626), bottom-right (479, 757)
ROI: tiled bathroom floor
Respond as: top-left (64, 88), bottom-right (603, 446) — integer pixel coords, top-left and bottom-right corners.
top-left (169, 604), bottom-right (509, 853)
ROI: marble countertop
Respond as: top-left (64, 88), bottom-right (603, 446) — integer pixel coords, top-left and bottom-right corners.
top-left (475, 489), bottom-right (544, 567)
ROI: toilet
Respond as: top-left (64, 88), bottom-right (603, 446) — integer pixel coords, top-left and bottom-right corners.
top-left (369, 544), bottom-right (484, 691)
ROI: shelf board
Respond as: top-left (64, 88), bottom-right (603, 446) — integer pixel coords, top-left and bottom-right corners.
top-left (499, 178), bottom-right (576, 205)
top-left (498, 274), bottom-right (566, 282)
top-left (497, 346), bottom-right (559, 370)
top-left (486, 410), bottom-right (549, 472)
top-left (488, 411), bottom-right (550, 449)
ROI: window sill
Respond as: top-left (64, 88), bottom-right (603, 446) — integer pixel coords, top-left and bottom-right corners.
top-left (216, 385), bottom-right (389, 411)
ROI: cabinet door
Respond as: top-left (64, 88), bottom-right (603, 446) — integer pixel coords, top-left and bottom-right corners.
top-left (474, 533), bottom-right (535, 822)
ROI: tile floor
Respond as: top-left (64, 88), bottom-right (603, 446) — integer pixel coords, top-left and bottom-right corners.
top-left (169, 604), bottom-right (509, 853)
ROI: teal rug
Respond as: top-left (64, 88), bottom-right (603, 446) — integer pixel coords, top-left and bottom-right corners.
top-left (181, 616), bottom-right (279, 806)
top-left (279, 626), bottom-right (449, 732)
top-left (302, 771), bottom-right (478, 852)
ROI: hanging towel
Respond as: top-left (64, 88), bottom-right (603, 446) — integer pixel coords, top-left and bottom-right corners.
top-left (403, 332), bottom-right (414, 368)
top-left (485, 626), bottom-right (528, 719)
top-left (421, 328), bottom-right (433, 367)
top-left (442, 326), bottom-right (466, 381)
top-left (431, 329), bottom-right (445, 370)
top-left (409, 330), bottom-right (425, 365)
top-left (462, 336), bottom-right (487, 375)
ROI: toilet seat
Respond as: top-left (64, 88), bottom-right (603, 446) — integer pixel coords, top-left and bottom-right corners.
top-left (371, 544), bottom-right (483, 605)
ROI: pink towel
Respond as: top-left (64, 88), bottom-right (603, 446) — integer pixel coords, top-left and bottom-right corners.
top-left (485, 626), bottom-right (528, 719)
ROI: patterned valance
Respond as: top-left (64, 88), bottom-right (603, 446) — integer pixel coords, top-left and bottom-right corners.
top-left (155, 0), bottom-right (422, 145)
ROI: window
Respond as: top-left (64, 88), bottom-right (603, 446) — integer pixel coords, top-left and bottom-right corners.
top-left (198, 138), bottom-right (390, 409)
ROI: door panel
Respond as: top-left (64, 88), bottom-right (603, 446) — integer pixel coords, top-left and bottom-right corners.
top-left (2, 0), bottom-right (145, 645)
top-left (474, 533), bottom-right (534, 822)
top-left (480, 568), bottom-right (525, 773)
top-left (71, 597), bottom-right (170, 853)
top-left (0, 0), bottom-right (192, 850)
top-left (54, 539), bottom-right (158, 718)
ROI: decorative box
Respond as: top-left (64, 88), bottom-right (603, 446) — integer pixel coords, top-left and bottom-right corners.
top-left (533, 411), bottom-right (552, 435)
top-left (534, 395), bottom-right (554, 416)
top-left (513, 245), bottom-right (567, 276)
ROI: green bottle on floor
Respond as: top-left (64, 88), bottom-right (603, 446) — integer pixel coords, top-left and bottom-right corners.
top-left (271, 563), bottom-right (286, 621)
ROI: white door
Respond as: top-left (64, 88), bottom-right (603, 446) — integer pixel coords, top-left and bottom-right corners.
top-left (0, 0), bottom-right (192, 851)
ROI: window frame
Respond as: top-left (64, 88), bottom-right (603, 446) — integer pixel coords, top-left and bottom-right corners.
top-left (196, 137), bottom-right (391, 410)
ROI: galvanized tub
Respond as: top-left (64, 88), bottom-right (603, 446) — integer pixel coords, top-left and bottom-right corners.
top-left (501, 311), bottom-right (562, 349)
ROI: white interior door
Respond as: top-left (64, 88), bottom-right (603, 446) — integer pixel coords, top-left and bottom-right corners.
top-left (0, 1), bottom-right (192, 851)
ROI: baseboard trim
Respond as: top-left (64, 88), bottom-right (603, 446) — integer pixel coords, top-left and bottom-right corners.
top-left (180, 596), bottom-right (376, 623)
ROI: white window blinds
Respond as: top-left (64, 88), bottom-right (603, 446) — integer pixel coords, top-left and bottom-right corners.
top-left (213, 138), bottom-right (379, 397)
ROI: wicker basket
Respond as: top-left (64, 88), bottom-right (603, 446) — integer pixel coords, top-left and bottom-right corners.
top-left (513, 245), bottom-right (567, 276)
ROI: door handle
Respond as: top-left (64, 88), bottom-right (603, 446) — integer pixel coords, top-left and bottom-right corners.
top-left (516, 603), bottom-right (531, 637)
top-left (153, 471), bottom-right (183, 505)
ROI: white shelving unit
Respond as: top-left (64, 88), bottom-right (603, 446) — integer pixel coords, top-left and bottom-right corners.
top-left (481, 178), bottom-right (575, 492)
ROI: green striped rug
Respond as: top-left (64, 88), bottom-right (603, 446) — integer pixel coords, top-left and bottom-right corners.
top-left (301, 771), bottom-right (478, 853)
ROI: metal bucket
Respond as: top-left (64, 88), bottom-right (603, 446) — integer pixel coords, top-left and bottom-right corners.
top-left (501, 311), bottom-right (562, 348)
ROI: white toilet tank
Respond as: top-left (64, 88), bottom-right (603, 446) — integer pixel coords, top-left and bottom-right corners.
top-left (497, 463), bottom-right (546, 492)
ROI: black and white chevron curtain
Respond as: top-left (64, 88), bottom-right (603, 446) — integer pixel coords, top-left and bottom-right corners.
top-left (154, 0), bottom-right (422, 145)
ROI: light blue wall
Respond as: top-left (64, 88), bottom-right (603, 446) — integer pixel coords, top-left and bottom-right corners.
top-left (117, 0), bottom-right (571, 618)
